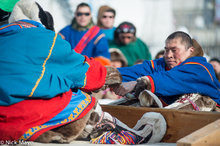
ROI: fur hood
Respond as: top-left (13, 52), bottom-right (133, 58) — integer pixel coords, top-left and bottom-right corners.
top-left (97, 5), bottom-right (115, 28)
top-left (8, 0), bottom-right (54, 31)
top-left (109, 48), bottom-right (128, 67)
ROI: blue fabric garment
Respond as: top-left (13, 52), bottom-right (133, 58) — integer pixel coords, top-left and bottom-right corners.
top-left (101, 27), bottom-right (116, 41)
top-left (59, 25), bottom-right (110, 59)
top-left (0, 20), bottom-right (90, 105)
top-left (118, 57), bottom-right (220, 104)
top-left (19, 90), bottom-right (94, 141)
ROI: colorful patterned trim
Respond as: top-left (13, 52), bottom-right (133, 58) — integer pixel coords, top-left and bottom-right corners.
top-left (28, 33), bottom-right (58, 97)
top-left (146, 75), bottom-right (155, 93)
top-left (0, 23), bottom-right (23, 30)
top-left (15, 21), bottom-right (37, 28)
top-left (150, 60), bottom-right (155, 69)
top-left (216, 103), bottom-right (220, 108)
top-left (183, 62), bottom-right (213, 81)
top-left (19, 92), bottom-right (95, 141)
top-left (94, 33), bottom-right (105, 45)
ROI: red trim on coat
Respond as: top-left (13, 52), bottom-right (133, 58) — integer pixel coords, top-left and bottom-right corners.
top-left (74, 26), bottom-right (100, 54)
top-left (81, 56), bottom-right (107, 92)
top-left (146, 75), bottom-right (155, 93)
top-left (29, 96), bottom-right (96, 141)
top-left (0, 90), bottom-right (72, 141)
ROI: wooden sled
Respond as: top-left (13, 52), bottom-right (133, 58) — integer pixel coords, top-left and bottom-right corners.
top-left (102, 105), bottom-right (220, 146)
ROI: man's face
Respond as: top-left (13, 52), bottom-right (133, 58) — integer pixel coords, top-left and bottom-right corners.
top-left (100, 11), bottom-right (115, 29)
top-left (75, 6), bottom-right (91, 27)
top-left (210, 61), bottom-right (220, 73)
top-left (119, 33), bottom-right (134, 45)
top-left (164, 38), bottom-right (193, 69)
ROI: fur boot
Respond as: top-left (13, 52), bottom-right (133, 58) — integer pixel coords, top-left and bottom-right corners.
top-left (90, 110), bottom-right (167, 144)
top-left (165, 93), bottom-right (216, 111)
top-left (138, 90), bottom-right (163, 108)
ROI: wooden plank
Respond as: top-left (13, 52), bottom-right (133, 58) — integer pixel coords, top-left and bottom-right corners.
top-left (101, 105), bottom-right (220, 143)
top-left (177, 119), bottom-right (220, 146)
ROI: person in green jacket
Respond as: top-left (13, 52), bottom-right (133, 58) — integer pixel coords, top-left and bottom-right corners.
top-left (109, 21), bottom-right (152, 66)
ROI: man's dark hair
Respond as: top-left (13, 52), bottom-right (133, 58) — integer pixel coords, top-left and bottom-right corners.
top-left (76, 2), bottom-right (91, 11)
top-left (209, 58), bottom-right (220, 64)
top-left (166, 31), bottom-right (193, 49)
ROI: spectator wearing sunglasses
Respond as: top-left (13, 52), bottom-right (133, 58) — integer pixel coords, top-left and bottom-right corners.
top-left (109, 22), bottom-right (152, 66)
top-left (97, 5), bottom-right (116, 42)
top-left (59, 3), bottom-right (111, 66)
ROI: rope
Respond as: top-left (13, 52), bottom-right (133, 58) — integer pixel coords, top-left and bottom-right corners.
top-left (178, 94), bottom-right (200, 111)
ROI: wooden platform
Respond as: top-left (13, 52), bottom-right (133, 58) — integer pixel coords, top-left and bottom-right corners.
top-left (102, 105), bottom-right (220, 145)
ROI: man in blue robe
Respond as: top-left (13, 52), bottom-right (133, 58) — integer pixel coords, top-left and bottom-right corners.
top-left (112, 31), bottom-right (220, 107)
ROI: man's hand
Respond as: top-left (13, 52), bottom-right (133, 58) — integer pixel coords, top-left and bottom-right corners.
top-left (134, 76), bottom-right (151, 97)
top-left (111, 81), bottom-right (137, 96)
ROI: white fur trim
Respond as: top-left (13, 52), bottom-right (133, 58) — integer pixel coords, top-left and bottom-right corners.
top-left (133, 112), bottom-right (167, 143)
top-left (200, 107), bottom-right (213, 111)
top-left (9, 0), bottom-right (41, 23)
top-left (103, 112), bottom-right (114, 122)
top-left (94, 103), bottom-right (114, 122)
top-left (137, 76), bottom-right (149, 82)
top-left (94, 103), bottom-right (103, 117)
top-left (164, 93), bottom-right (199, 109)
top-left (139, 90), bottom-right (163, 108)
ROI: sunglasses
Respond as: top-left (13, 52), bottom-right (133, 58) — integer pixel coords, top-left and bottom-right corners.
top-left (102, 15), bottom-right (114, 19)
top-left (76, 12), bottom-right (90, 17)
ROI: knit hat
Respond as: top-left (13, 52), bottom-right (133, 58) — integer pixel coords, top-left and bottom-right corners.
top-left (0, 0), bottom-right (19, 23)
top-left (8, 0), bottom-right (54, 31)
top-left (97, 5), bottom-right (116, 28)
top-left (109, 48), bottom-right (128, 67)
top-left (115, 22), bottom-right (136, 35)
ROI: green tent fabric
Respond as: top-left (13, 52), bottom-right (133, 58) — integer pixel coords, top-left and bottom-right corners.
top-left (0, 0), bottom-right (19, 12)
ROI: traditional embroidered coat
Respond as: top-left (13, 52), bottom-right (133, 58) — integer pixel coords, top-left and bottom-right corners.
top-left (118, 57), bottom-right (220, 105)
top-left (0, 20), bottom-right (106, 141)
top-left (59, 25), bottom-right (110, 59)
